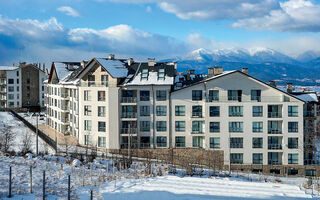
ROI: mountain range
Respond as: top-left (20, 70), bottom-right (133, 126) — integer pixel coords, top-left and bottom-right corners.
top-left (172, 48), bottom-right (320, 86)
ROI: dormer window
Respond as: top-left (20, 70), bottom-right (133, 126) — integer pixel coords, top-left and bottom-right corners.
top-left (158, 68), bottom-right (165, 80)
top-left (141, 69), bottom-right (149, 80)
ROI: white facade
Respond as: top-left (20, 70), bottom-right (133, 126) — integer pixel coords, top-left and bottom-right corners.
top-left (6, 68), bottom-right (21, 108)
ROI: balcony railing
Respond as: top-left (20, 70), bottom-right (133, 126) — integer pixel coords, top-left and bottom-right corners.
top-left (230, 144), bottom-right (243, 148)
top-left (61, 93), bottom-right (69, 98)
top-left (228, 96), bottom-right (242, 102)
top-left (268, 112), bottom-right (282, 118)
top-left (191, 130), bottom-right (204, 134)
top-left (268, 144), bottom-right (282, 150)
top-left (251, 96), bottom-right (261, 102)
top-left (268, 160), bottom-right (282, 165)
top-left (192, 112), bottom-right (203, 118)
top-left (121, 128), bottom-right (138, 134)
top-left (121, 112), bottom-right (137, 118)
top-left (61, 118), bottom-right (69, 123)
top-left (206, 96), bottom-right (219, 102)
top-left (121, 97), bottom-right (137, 103)
top-left (81, 81), bottom-right (108, 87)
top-left (204, 96), bottom-right (294, 102)
top-left (304, 111), bottom-right (315, 117)
top-left (268, 130), bottom-right (282, 134)
top-left (61, 105), bottom-right (69, 111)
top-left (140, 143), bottom-right (151, 149)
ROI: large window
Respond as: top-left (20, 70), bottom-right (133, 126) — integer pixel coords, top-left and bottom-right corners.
top-left (175, 136), bottom-right (185, 147)
top-left (156, 90), bottom-right (167, 101)
top-left (288, 122), bottom-right (298, 132)
top-left (229, 106), bottom-right (243, 117)
top-left (101, 75), bottom-right (108, 86)
top-left (156, 121), bottom-right (167, 132)
top-left (288, 154), bottom-right (298, 164)
top-left (288, 106), bottom-right (298, 117)
top-left (253, 106), bottom-right (263, 117)
top-left (98, 137), bottom-right (106, 147)
top-left (140, 106), bottom-right (150, 116)
top-left (141, 69), bottom-right (149, 80)
top-left (84, 135), bottom-right (92, 146)
top-left (210, 137), bottom-right (220, 149)
top-left (158, 69), bottom-right (165, 80)
top-left (252, 122), bottom-right (263, 133)
top-left (208, 90), bottom-right (219, 102)
top-left (253, 153), bottom-right (263, 164)
top-left (230, 137), bottom-right (243, 148)
top-left (84, 90), bottom-right (91, 101)
top-left (175, 121), bottom-right (185, 132)
top-left (268, 121), bottom-right (282, 134)
top-left (140, 121), bottom-right (150, 132)
top-left (98, 91), bottom-right (105, 101)
top-left (251, 90), bottom-right (261, 102)
top-left (157, 136), bottom-right (167, 147)
top-left (98, 106), bottom-right (106, 117)
top-left (228, 90), bottom-right (242, 102)
top-left (8, 86), bottom-right (14, 92)
top-left (288, 138), bottom-right (298, 149)
top-left (98, 122), bottom-right (106, 132)
top-left (175, 106), bottom-right (185, 116)
top-left (192, 136), bottom-right (203, 148)
top-left (156, 106), bottom-right (167, 116)
top-left (8, 94), bottom-right (14, 100)
top-left (229, 122), bottom-right (243, 132)
top-left (192, 106), bottom-right (202, 117)
top-left (268, 105), bottom-right (282, 118)
top-left (192, 121), bottom-right (203, 133)
top-left (210, 122), bottom-right (220, 133)
top-left (84, 120), bottom-right (92, 131)
top-left (140, 91), bottom-right (150, 101)
top-left (209, 106), bottom-right (220, 117)
top-left (192, 90), bottom-right (202, 101)
top-left (8, 79), bottom-right (14, 84)
top-left (230, 153), bottom-right (243, 164)
top-left (252, 138), bottom-right (263, 148)
top-left (84, 105), bottom-right (92, 116)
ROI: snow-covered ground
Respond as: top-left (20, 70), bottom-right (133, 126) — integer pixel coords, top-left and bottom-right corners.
top-left (0, 155), bottom-right (317, 200)
top-left (0, 112), bottom-right (54, 154)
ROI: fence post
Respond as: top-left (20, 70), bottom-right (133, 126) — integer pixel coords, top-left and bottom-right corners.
top-left (43, 170), bottom-right (46, 200)
top-left (68, 175), bottom-right (71, 200)
top-left (30, 166), bottom-right (33, 193)
top-left (8, 166), bottom-right (12, 198)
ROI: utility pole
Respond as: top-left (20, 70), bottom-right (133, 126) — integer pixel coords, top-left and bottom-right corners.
top-left (36, 112), bottom-right (39, 155)
top-left (55, 127), bottom-right (57, 153)
top-left (128, 124), bottom-right (131, 164)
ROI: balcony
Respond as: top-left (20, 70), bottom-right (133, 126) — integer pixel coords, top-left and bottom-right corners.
top-left (121, 112), bottom-right (137, 118)
top-left (206, 96), bottom-right (219, 102)
top-left (61, 93), bottom-right (69, 99)
top-left (191, 130), bottom-right (204, 134)
top-left (81, 81), bottom-right (108, 87)
top-left (228, 96), bottom-right (242, 102)
top-left (268, 112), bottom-right (282, 118)
top-left (121, 97), bottom-right (137, 103)
top-left (192, 112), bottom-right (203, 118)
top-left (268, 160), bottom-right (282, 165)
top-left (268, 144), bottom-right (282, 150)
top-left (268, 130), bottom-right (282, 134)
top-left (140, 143), bottom-right (151, 149)
top-left (61, 118), bottom-right (70, 124)
top-left (251, 96), bottom-right (261, 102)
top-left (304, 111), bottom-right (315, 117)
top-left (121, 128), bottom-right (138, 134)
top-left (61, 105), bottom-right (69, 111)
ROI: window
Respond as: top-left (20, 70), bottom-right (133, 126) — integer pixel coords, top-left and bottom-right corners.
top-left (175, 136), bottom-right (185, 147)
top-left (157, 136), bottom-right (167, 147)
top-left (175, 121), bottom-right (185, 132)
top-left (192, 90), bottom-right (202, 101)
top-left (192, 106), bottom-right (202, 117)
top-left (84, 135), bottom-right (92, 146)
top-left (98, 106), bottom-right (106, 117)
top-left (230, 153), bottom-right (243, 164)
top-left (156, 121), bottom-right (167, 132)
top-left (141, 69), bottom-right (149, 80)
top-left (98, 122), bottom-right (106, 132)
top-left (156, 106), bottom-right (167, 116)
top-left (156, 90), bottom-right (166, 101)
top-left (210, 122), bottom-right (220, 133)
top-left (88, 75), bottom-right (95, 86)
top-left (192, 136), bottom-right (203, 148)
top-left (253, 106), bottom-right (263, 117)
top-left (8, 94), bottom-right (14, 100)
top-left (140, 106), bottom-right (150, 116)
top-left (140, 121), bottom-right (150, 132)
top-left (229, 106), bottom-right (243, 117)
top-left (98, 91), bottom-right (105, 101)
top-left (288, 154), bottom-right (298, 164)
top-left (101, 75), bottom-right (108, 86)
top-left (8, 86), bottom-right (14, 92)
top-left (209, 106), bottom-right (220, 117)
top-left (8, 79), bottom-right (14, 84)
top-left (175, 106), bottom-right (185, 116)
top-left (16, 71), bottom-right (19, 76)
top-left (208, 90), bottom-right (219, 102)
top-left (140, 91), bottom-right (150, 101)
top-left (84, 120), bottom-right (92, 131)
top-left (210, 137), bottom-right (220, 149)
top-left (253, 153), bottom-right (263, 164)
top-left (84, 90), bottom-right (91, 101)
top-left (268, 105), bottom-right (282, 118)
top-left (251, 90), bottom-right (261, 102)
top-left (84, 105), bottom-right (92, 116)
top-left (8, 102), bottom-right (14, 108)
top-left (288, 106), bottom-right (298, 117)
top-left (268, 121), bottom-right (282, 134)
top-left (288, 138), bottom-right (298, 149)
top-left (16, 79), bottom-right (19, 84)
top-left (252, 138), bottom-right (263, 148)
top-left (192, 121), bottom-right (203, 133)
top-left (228, 90), bottom-right (242, 101)
top-left (230, 138), bottom-right (243, 148)
top-left (158, 69), bottom-right (165, 80)
top-left (17, 86), bottom-right (19, 92)
top-left (253, 122), bottom-right (263, 133)
top-left (98, 137), bottom-right (106, 147)
top-left (229, 122), bottom-right (243, 132)
top-left (288, 122), bottom-right (298, 132)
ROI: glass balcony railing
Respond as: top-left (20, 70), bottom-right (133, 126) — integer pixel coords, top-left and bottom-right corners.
top-left (192, 112), bottom-right (203, 118)
top-left (81, 81), bottom-right (108, 87)
top-left (121, 128), bottom-right (137, 134)
top-left (268, 112), bottom-right (282, 118)
top-left (121, 112), bottom-right (137, 118)
top-left (268, 160), bottom-right (282, 165)
top-left (268, 144), bottom-right (282, 150)
top-left (268, 130), bottom-right (282, 134)
top-left (121, 97), bottom-right (137, 103)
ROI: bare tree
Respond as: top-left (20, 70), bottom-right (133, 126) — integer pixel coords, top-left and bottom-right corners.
top-left (20, 131), bottom-right (32, 155)
top-left (0, 124), bottom-right (15, 153)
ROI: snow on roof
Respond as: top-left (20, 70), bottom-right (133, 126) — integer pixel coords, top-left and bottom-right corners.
top-left (54, 63), bottom-right (73, 80)
top-left (96, 58), bottom-right (128, 78)
top-left (125, 71), bottom-right (174, 85)
top-left (0, 66), bottom-right (19, 71)
top-left (293, 93), bottom-right (318, 102)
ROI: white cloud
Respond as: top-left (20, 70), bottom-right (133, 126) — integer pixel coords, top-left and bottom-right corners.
top-left (57, 6), bottom-right (80, 17)
top-left (146, 6), bottom-right (152, 12)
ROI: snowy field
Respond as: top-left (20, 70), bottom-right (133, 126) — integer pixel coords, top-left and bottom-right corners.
top-left (0, 155), bottom-right (317, 200)
top-left (0, 112), bottom-right (54, 154)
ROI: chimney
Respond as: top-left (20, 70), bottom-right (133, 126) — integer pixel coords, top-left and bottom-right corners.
top-left (108, 54), bottom-right (115, 60)
top-left (287, 83), bottom-right (293, 93)
top-left (127, 58), bottom-right (134, 66)
top-left (186, 69), bottom-right (195, 80)
top-left (213, 67), bottom-right (223, 76)
top-left (148, 58), bottom-right (156, 67)
top-left (208, 67), bottom-right (214, 77)
top-left (268, 80), bottom-right (277, 88)
top-left (241, 67), bottom-right (248, 74)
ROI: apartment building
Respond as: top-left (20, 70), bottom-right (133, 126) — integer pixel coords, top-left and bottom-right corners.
top-left (45, 55), bottom-right (306, 166)
top-left (0, 63), bottom-right (47, 109)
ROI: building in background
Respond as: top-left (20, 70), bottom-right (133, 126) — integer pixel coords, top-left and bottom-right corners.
top-left (0, 62), bottom-right (47, 110)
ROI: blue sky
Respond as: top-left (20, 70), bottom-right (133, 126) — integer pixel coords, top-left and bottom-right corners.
top-left (0, 0), bottom-right (320, 64)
